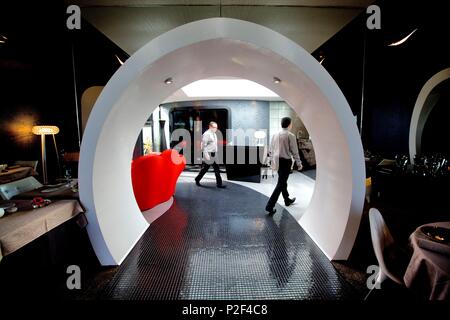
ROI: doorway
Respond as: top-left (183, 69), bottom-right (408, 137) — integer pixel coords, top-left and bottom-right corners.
top-left (170, 106), bottom-right (230, 164)
top-left (79, 18), bottom-right (365, 266)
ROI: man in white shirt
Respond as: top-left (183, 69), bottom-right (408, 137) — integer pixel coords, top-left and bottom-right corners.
top-left (195, 121), bottom-right (226, 188)
top-left (266, 117), bottom-right (302, 215)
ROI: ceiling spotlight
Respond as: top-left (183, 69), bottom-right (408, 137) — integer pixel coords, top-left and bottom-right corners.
top-left (0, 35), bottom-right (7, 44)
top-left (388, 28), bottom-right (418, 47)
top-left (164, 77), bottom-right (173, 84)
top-left (317, 52), bottom-right (326, 64)
top-left (273, 77), bottom-right (281, 84)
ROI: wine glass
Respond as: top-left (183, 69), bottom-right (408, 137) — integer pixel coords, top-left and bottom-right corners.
top-left (64, 168), bottom-right (72, 182)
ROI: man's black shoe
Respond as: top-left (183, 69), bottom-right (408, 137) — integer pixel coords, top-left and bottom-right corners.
top-left (285, 197), bottom-right (296, 206)
top-left (217, 185), bottom-right (227, 188)
top-left (195, 179), bottom-right (201, 186)
top-left (265, 207), bottom-right (276, 215)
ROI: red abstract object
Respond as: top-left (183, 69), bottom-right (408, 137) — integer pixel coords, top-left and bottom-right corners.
top-left (131, 149), bottom-right (186, 211)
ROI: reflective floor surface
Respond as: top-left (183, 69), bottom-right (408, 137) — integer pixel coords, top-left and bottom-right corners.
top-left (101, 177), bottom-right (357, 300)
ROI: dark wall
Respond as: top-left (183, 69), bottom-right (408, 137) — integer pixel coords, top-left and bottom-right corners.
top-left (313, 0), bottom-right (450, 158)
top-left (0, 1), bottom-right (128, 181)
top-left (0, 1), bottom-right (75, 168)
top-left (162, 99), bottom-right (270, 143)
top-left (73, 21), bottom-right (129, 107)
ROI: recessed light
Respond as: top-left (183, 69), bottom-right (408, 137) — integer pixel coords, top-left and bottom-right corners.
top-left (164, 77), bottom-right (173, 84)
top-left (181, 79), bottom-right (278, 98)
top-left (273, 77), bottom-right (281, 84)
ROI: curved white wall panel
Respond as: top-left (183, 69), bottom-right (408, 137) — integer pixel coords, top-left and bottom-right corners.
top-left (409, 68), bottom-right (450, 162)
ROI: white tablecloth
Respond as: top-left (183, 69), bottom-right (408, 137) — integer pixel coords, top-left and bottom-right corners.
top-left (404, 221), bottom-right (450, 300)
top-left (0, 200), bottom-right (85, 262)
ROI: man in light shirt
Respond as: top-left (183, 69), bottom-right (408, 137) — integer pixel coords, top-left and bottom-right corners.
top-left (195, 121), bottom-right (226, 188)
top-left (266, 117), bottom-right (302, 215)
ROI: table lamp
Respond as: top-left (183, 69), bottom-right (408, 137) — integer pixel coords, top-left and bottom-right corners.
top-left (254, 130), bottom-right (267, 146)
top-left (32, 125), bottom-right (59, 185)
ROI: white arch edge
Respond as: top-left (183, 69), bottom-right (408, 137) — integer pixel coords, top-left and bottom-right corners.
top-left (79, 18), bottom-right (365, 265)
top-left (409, 68), bottom-right (450, 162)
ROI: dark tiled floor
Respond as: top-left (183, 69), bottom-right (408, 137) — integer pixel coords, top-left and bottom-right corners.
top-left (101, 179), bottom-right (357, 300)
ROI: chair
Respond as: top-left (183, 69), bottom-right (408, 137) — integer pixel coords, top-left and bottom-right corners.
top-left (368, 208), bottom-right (405, 288)
top-left (131, 149), bottom-right (185, 211)
top-left (0, 176), bottom-right (43, 200)
top-left (261, 151), bottom-right (275, 179)
top-left (14, 160), bottom-right (38, 171)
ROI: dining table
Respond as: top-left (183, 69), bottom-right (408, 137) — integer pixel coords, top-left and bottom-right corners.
top-left (0, 199), bottom-right (86, 262)
top-left (403, 221), bottom-right (450, 300)
top-left (11, 180), bottom-right (79, 200)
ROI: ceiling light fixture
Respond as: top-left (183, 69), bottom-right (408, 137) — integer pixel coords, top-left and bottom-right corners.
top-left (273, 77), bottom-right (281, 84)
top-left (164, 77), bottom-right (173, 85)
top-left (181, 79), bottom-right (278, 98)
top-left (115, 54), bottom-right (124, 65)
top-left (388, 28), bottom-right (418, 47)
top-left (317, 52), bottom-right (326, 65)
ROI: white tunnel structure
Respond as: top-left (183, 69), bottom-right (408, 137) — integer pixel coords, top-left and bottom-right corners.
top-left (79, 18), bottom-right (366, 265)
top-left (409, 68), bottom-right (450, 162)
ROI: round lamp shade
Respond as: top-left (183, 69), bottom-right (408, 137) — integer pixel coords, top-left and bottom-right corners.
top-left (32, 125), bottom-right (59, 135)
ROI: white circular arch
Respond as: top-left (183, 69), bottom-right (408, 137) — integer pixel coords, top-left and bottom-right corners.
top-left (79, 18), bottom-right (365, 265)
top-left (409, 68), bottom-right (450, 162)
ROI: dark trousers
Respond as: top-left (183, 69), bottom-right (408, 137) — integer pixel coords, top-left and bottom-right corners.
top-left (195, 152), bottom-right (223, 186)
top-left (266, 158), bottom-right (292, 210)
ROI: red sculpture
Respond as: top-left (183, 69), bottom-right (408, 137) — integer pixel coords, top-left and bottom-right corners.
top-left (131, 149), bottom-right (186, 211)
